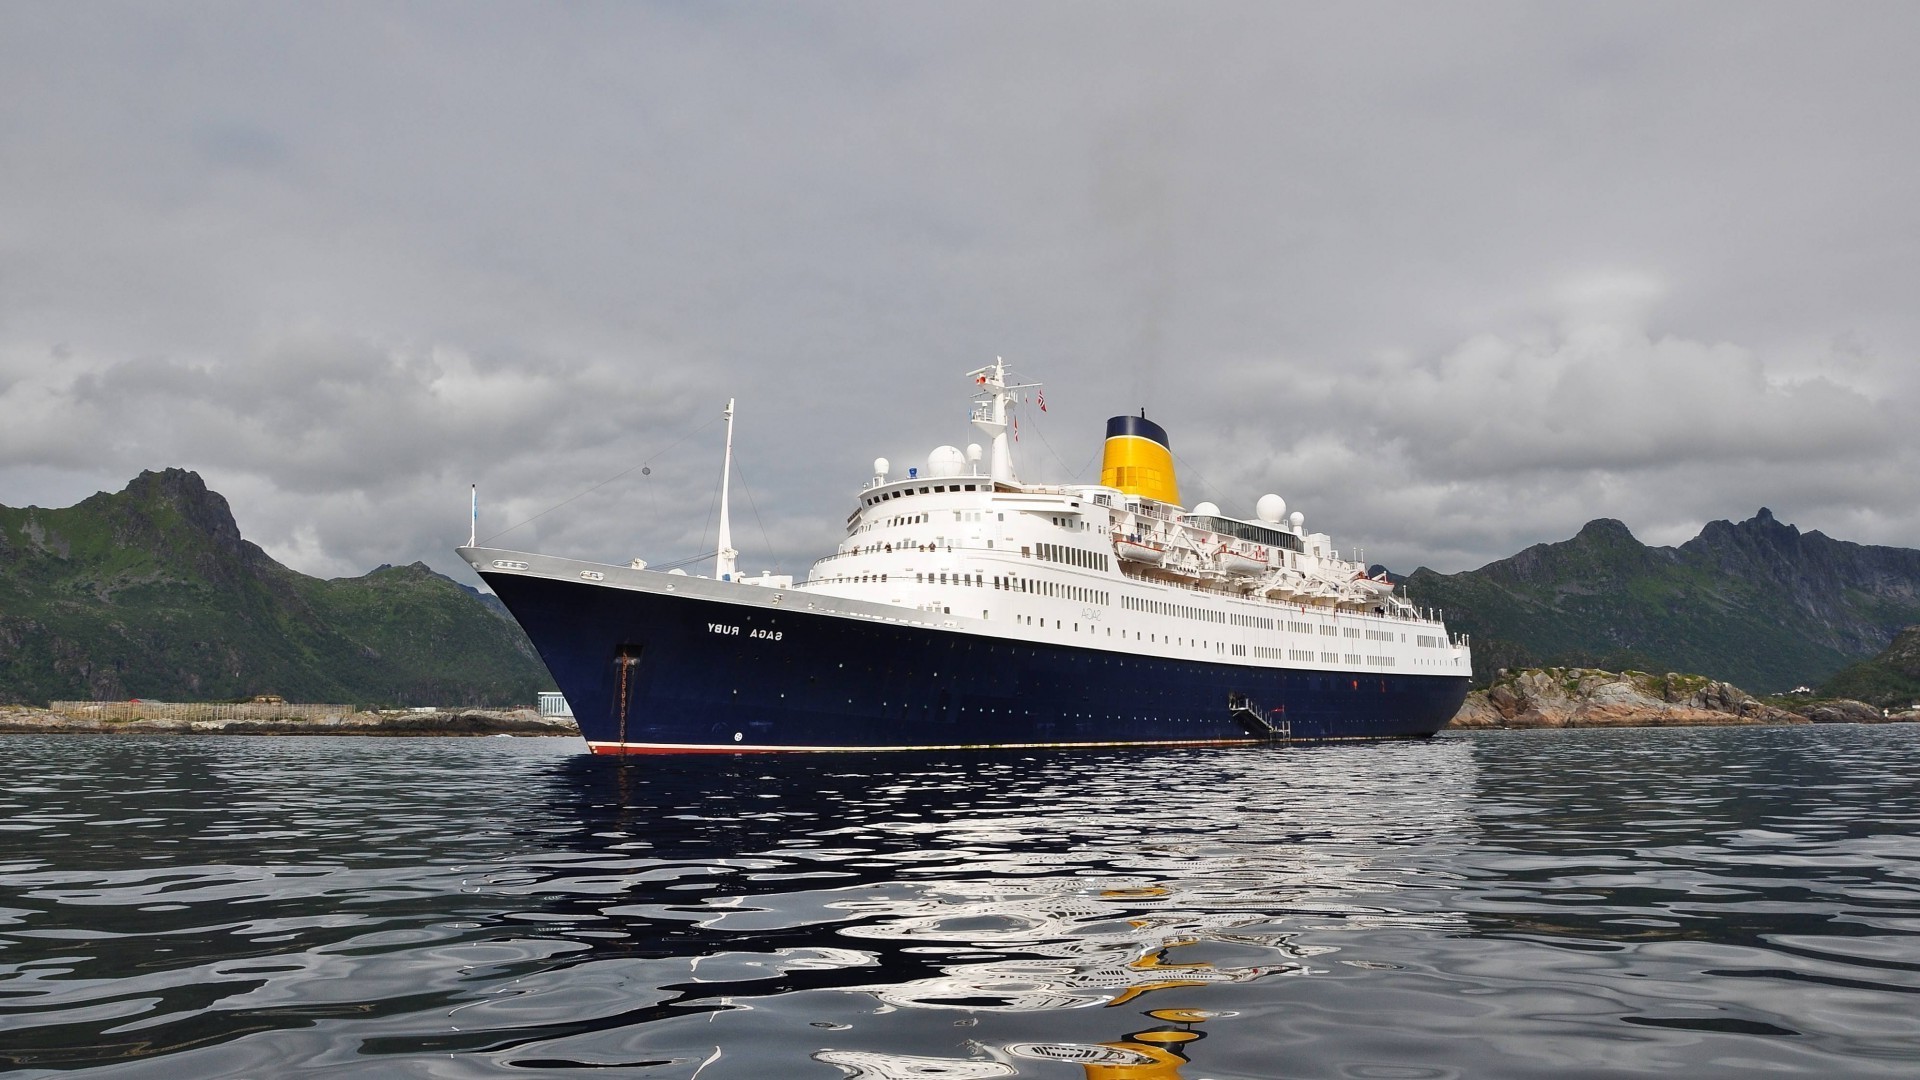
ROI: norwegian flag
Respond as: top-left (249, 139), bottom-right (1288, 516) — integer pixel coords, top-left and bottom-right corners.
top-left (1037, 389), bottom-right (1047, 412)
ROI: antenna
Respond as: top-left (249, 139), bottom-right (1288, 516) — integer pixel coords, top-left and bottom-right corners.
top-left (967, 356), bottom-right (1041, 485)
top-left (469, 484), bottom-right (477, 547)
top-left (715, 399), bottom-right (738, 581)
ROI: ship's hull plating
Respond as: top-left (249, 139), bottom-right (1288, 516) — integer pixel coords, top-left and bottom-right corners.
top-left (484, 570), bottom-right (1470, 753)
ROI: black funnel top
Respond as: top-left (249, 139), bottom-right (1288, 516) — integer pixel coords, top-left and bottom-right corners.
top-left (1105, 414), bottom-right (1170, 449)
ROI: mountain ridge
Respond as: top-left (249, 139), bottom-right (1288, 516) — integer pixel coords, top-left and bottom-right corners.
top-left (0, 469), bottom-right (549, 706)
top-left (1402, 508), bottom-right (1920, 691)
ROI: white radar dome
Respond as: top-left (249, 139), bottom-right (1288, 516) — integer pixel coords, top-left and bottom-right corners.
top-left (965, 443), bottom-right (983, 463)
top-left (1256, 494), bottom-right (1286, 523)
top-left (927, 445), bottom-right (966, 478)
top-left (873, 457), bottom-right (890, 477)
top-left (1288, 511), bottom-right (1305, 532)
top-left (667, 567), bottom-right (689, 576)
top-left (1192, 501), bottom-right (1220, 517)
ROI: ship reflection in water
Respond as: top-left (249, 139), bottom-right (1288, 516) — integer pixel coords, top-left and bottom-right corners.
top-left (541, 740), bottom-right (1477, 1078)
top-left (6, 729), bottom-right (1917, 1077)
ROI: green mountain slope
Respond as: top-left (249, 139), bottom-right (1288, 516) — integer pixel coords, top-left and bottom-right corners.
top-left (1821, 626), bottom-right (1920, 709)
top-left (0, 469), bottom-right (549, 706)
top-left (1403, 510), bottom-right (1920, 692)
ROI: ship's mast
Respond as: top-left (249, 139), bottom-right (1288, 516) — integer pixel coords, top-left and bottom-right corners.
top-left (967, 357), bottom-right (1040, 485)
top-left (715, 398), bottom-right (738, 581)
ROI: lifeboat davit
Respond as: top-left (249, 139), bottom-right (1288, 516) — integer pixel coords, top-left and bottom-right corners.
top-left (1262, 572), bottom-right (1306, 600)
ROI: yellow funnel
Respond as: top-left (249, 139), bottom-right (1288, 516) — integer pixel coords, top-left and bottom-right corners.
top-left (1100, 414), bottom-right (1180, 505)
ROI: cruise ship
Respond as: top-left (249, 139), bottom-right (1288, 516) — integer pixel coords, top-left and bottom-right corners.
top-left (460, 361), bottom-right (1471, 753)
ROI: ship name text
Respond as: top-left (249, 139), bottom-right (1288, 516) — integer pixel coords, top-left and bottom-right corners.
top-left (709, 622), bottom-right (783, 641)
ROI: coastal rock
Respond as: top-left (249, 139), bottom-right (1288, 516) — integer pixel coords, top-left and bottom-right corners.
top-left (1447, 667), bottom-right (1807, 730)
top-left (1798, 699), bottom-right (1899, 724)
top-left (1445, 694), bottom-right (1506, 729)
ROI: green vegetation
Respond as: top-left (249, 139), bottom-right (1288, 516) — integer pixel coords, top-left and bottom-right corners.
top-left (0, 469), bottom-right (549, 707)
top-left (1820, 627), bottom-right (1920, 709)
top-left (1403, 512), bottom-right (1920, 692)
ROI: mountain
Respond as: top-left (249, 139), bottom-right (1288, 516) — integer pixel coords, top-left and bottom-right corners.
top-left (1820, 626), bottom-right (1920, 709)
top-left (0, 469), bottom-right (550, 706)
top-left (1402, 509), bottom-right (1920, 692)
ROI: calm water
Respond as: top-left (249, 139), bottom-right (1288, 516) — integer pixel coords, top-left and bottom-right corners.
top-left (1, 728), bottom-right (1917, 1079)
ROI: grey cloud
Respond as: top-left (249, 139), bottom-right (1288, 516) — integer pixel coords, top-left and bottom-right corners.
top-left (1, 2), bottom-right (1916, 582)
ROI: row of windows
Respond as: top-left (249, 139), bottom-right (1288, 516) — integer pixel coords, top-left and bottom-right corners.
top-left (1035, 542), bottom-right (1108, 572)
top-left (917, 571), bottom-right (983, 587)
top-left (1417, 635), bottom-right (1445, 648)
top-left (1122, 595), bottom-right (1227, 623)
top-left (997, 576), bottom-right (1108, 605)
top-left (1231, 613), bottom-right (1276, 630)
top-left (1366, 655), bottom-right (1398, 667)
top-left (822, 572), bottom-right (891, 584)
top-left (1343, 627), bottom-right (1362, 638)
top-left (864, 482), bottom-right (987, 507)
top-left (1365, 628), bottom-right (1395, 641)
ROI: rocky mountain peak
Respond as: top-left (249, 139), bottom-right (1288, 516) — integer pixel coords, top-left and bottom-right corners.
top-left (1482, 516), bottom-right (1664, 589)
top-left (1575, 517), bottom-right (1637, 542)
top-left (118, 468), bottom-right (247, 551)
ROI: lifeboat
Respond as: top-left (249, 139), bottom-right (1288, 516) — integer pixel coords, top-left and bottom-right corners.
top-left (1114, 536), bottom-right (1164, 563)
top-left (1350, 573), bottom-right (1395, 597)
top-left (1217, 544), bottom-right (1270, 576)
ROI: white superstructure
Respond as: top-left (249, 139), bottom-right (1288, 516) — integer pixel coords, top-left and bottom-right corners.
top-left (783, 360), bottom-right (1471, 678)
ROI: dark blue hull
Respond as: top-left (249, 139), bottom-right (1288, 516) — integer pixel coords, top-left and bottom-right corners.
top-left (484, 572), bottom-right (1470, 752)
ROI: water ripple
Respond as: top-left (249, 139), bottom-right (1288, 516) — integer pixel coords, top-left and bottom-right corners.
top-left (0, 726), bottom-right (1916, 1077)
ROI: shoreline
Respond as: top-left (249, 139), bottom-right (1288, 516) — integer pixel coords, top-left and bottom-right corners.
top-left (1444, 667), bottom-right (1918, 730)
top-left (0, 705), bottom-right (579, 737)
top-left (6, 680), bottom-right (1912, 738)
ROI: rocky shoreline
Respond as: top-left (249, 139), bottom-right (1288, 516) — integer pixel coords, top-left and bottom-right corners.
top-left (4, 670), bottom-right (1912, 737)
top-left (0, 705), bottom-right (579, 737)
top-left (1447, 667), bottom-right (1918, 730)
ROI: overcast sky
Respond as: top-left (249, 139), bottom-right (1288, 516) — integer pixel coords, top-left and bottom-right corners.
top-left (3, 2), bottom-right (1916, 583)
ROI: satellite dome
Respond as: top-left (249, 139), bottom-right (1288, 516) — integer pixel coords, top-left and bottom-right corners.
top-left (667, 567), bottom-right (689, 576)
top-left (927, 445), bottom-right (966, 478)
top-left (873, 457), bottom-right (890, 477)
top-left (1288, 511), bottom-right (1305, 532)
top-left (1256, 494), bottom-right (1286, 523)
top-left (965, 443), bottom-right (983, 463)
top-left (1191, 501), bottom-right (1220, 517)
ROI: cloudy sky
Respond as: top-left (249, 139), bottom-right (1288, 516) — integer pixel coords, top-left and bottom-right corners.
top-left (3, 2), bottom-right (1915, 583)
